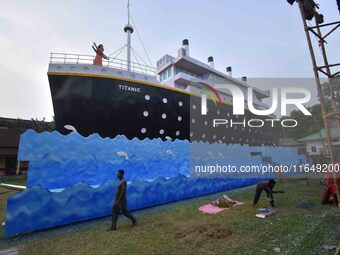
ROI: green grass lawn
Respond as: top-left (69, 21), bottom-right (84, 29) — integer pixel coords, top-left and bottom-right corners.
top-left (0, 178), bottom-right (339, 255)
top-left (0, 176), bottom-right (27, 240)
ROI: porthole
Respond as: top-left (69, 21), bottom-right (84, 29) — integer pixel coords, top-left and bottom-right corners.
top-left (179, 101), bottom-right (183, 107)
top-left (162, 113), bottom-right (167, 119)
top-left (145, 95), bottom-right (150, 101)
top-left (159, 129), bottom-right (165, 135)
top-left (217, 110), bottom-right (220, 115)
top-left (178, 116), bottom-right (182, 121)
top-left (163, 98), bottom-right (168, 103)
top-left (70, 66), bottom-right (75, 71)
top-left (189, 132), bottom-right (194, 137)
top-left (204, 121), bottom-right (208, 126)
top-left (192, 118), bottom-right (196, 124)
top-left (101, 68), bottom-right (106, 73)
top-left (213, 135), bottom-right (217, 139)
top-left (143, 111), bottom-right (149, 117)
top-left (193, 104), bottom-right (197, 110)
top-left (202, 134), bottom-right (206, 138)
top-left (84, 67), bottom-right (89, 71)
top-left (176, 131), bottom-right (180, 136)
top-left (130, 74), bottom-right (135, 78)
top-left (141, 128), bottom-right (146, 134)
top-left (57, 66), bottom-right (62, 70)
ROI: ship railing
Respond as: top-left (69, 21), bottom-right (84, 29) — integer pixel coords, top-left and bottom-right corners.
top-left (49, 53), bottom-right (156, 76)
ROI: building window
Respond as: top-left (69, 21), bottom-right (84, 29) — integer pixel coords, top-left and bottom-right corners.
top-left (159, 67), bottom-right (173, 82)
top-left (167, 67), bottom-right (172, 78)
top-left (311, 146), bottom-right (316, 153)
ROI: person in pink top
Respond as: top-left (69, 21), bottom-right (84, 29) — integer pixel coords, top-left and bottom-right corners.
top-left (92, 42), bottom-right (109, 66)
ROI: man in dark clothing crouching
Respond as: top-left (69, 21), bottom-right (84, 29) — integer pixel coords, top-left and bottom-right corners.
top-left (108, 169), bottom-right (137, 231)
top-left (253, 179), bottom-right (284, 207)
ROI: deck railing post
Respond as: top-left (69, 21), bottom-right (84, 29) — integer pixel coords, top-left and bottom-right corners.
top-left (49, 53), bottom-right (155, 75)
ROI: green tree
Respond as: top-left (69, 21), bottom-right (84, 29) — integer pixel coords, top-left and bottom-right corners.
top-left (280, 104), bottom-right (328, 140)
top-left (322, 75), bottom-right (340, 107)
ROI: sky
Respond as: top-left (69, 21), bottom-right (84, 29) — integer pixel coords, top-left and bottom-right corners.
top-left (0, 0), bottom-right (339, 121)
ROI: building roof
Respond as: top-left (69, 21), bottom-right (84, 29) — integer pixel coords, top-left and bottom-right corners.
top-left (0, 117), bottom-right (33, 130)
top-left (279, 137), bottom-right (301, 147)
top-left (298, 128), bottom-right (340, 142)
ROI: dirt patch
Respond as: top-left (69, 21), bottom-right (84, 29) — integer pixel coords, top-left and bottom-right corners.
top-left (175, 222), bottom-right (233, 246)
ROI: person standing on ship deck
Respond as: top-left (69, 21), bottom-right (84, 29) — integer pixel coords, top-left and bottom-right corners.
top-left (92, 42), bottom-right (109, 66)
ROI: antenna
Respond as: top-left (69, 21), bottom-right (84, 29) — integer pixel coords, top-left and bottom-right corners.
top-left (127, 0), bottom-right (130, 25)
top-left (124, 0), bottom-right (134, 71)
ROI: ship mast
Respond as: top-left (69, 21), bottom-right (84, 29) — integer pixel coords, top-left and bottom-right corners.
top-left (124, 0), bottom-right (134, 72)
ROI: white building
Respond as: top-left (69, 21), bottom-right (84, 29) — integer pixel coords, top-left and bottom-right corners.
top-left (298, 128), bottom-right (340, 156)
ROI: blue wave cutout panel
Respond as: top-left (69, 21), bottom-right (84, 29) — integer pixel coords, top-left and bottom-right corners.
top-left (18, 131), bottom-right (190, 189)
top-left (5, 130), bottom-right (306, 235)
top-left (5, 176), bottom-right (262, 236)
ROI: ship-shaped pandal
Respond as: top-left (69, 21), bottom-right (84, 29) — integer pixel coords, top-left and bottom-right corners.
top-left (47, 1), bottom-right (278, 146)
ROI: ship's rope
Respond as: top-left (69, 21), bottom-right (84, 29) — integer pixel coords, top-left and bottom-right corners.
top-left (130, 14), bottom-right (154, 68)
top-left (131, 47), bottom-right (149, 67)
top-left (108, 44), bottom-right (127, 63)
top-left (131, 47), bottom-right (147, 75)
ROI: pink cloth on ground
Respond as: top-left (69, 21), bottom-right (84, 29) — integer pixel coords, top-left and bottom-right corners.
top-left (198, 201), bottom-right (244, 214)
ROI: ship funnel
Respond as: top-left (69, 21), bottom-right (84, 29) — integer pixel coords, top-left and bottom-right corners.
top-left (226, 66), bottom-right (232, 77)
top-left (242, 76), bottom-right (247, 83)
top-left (208, 56), bottom-right (214, 69)
top-left (182, 39), bottom-right (189, 56)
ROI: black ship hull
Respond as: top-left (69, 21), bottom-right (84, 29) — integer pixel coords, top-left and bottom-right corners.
top-left (48, 73), bottom-right (279, 145)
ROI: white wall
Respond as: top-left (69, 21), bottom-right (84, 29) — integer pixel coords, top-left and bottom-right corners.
top-left (305, 138), bottom-right (340, 155)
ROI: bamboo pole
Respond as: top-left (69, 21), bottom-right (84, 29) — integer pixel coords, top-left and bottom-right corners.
top-left (296, 0), bottom-right (340, 205)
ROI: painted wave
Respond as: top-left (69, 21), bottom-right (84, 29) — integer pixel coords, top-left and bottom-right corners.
top-left (18, 131), bottom-right (305, 189)
top-left (5, 130), bottom-right (306, 235)
top-left (5, 175), bottom-right (262, 236)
